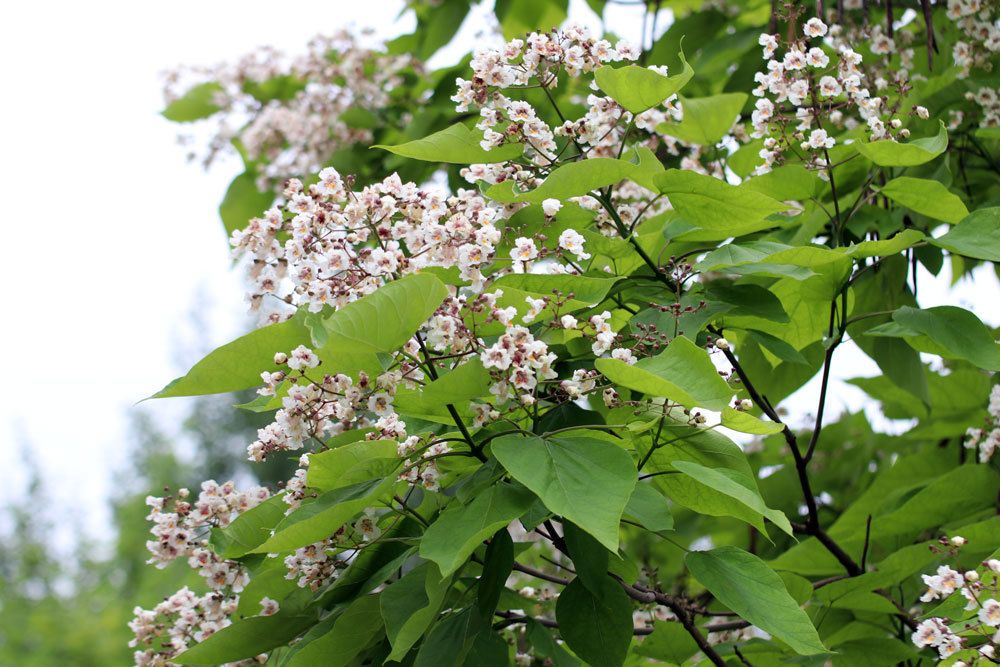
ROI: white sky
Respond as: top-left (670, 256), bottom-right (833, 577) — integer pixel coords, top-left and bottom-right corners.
top-left (0, 0), bottom-right (995, 541)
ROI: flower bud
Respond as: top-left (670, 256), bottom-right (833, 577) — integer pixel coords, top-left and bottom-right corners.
top-left (715, 338), bottom-right (730, 351)
top-left (950, 535), bottom-right (967, 547)
top-left (274, 352), bottom-right (289, 365)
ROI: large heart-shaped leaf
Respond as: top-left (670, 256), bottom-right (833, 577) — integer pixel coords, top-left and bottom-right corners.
top-left (490, 435), bottom-right (636, 551)
top-left (596, 335), bottom-right (733, 410)
top-left (419, 483), bottom-right (536, 576)
top-left (855, 121), bottom-right (947, 167)
top-left (686, 546), bottom-right (827, 655)
top-left (594, 47), bottom-right (693, 114)
top-left (373, 123), bottom-right (524, 164)
top-left (931, 207), bottom-right (1000, 260)
top-left (555, 577), bottom-right (634, 667)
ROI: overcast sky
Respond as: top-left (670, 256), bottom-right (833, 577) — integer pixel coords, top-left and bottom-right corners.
top-left (0, 0), bottom-right (995, 542)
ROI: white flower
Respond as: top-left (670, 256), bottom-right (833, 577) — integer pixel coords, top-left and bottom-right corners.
top-left (980, 599), bottom-right (1000, 627)
top-left (911, 619), bottom-right (945, 647)
top-left (317, 167), bottom-right (344, 198)
top-left (758, 33), bottom-right (779, 58)
top-left (818, 75), bottom-right (842, 97)
top-left (804, 129), bottom-right (835, 150)
top-left (611, 348), bottom-right (636, 364)
top-left (258, 597), bottom-right (279, 616)
top-left (523, 296), bottom-right (546, 323)
top-left (806, 47), bottom-right (829, 68)
top-left (510, 237), bottom-right (539, 262)
top-left (542, 198), bottom-right (562, 217)
top-left (558, 228), bottom-right (590, 261)
top-left (804, 17), bottom-right (828, 38)
top-left (287, 345), bottom-right (319, 370)
top-left (353, 509), bottom-right (382, 542)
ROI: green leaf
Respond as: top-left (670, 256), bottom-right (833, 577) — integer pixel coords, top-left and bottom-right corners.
top-left (382, 562), bottom-right (452, 662)
top-left (306, 439), bottom-right (399, 491)
top-left (318, 522), bottom-right (418, 607)
top-left (491, 435), bottom-right (636, 551)
top-left (653, 169), bottom-right (789, 237)
top-left (526, 618), bottom-right (581, 667)
top-left (322, 272), bottom-right (448, 354)
top-left (490, 273), bottom-right (619, 306)
top-left (742, 165), bottom-right (820, 201)
top-left (422, 359), bottom-right (492, 405)
top-left (685, 547), bottom-right (827, 655)
top-left (413, 608), bottom-right (484, 667)
top-left (152, 317), bottom-right (309, 398)
top-left (745, 329), bottom-right (809, 365)
top-left (460, 629), bottom-right (510, 667)
top-left (373, 123), bottom-right (524, 164)
top-left (697, 241), bottom-right (791, 272)
top-left (891, 305), bottom-right (1000, 371)
top-left (671, 460), bottom-right (792, 536)
top-left (563, 522), bottom-right (611, 593)
top-left (494, 0), bottom-right (568, 40)
top-left (556, 577), bottom-right (633, 667)
top-left (283, 595), bottom-right (383, 667)
top-left (595, 48), bottom-right (694, 114)
top-left (931, 207), bottom-right (1000, 260)
top-left (855, 120), bottom-right (948, 167)
top-left (596, 335), bottom-right (734, 410)
top-left (485, 158), bottom-right (636, 204)
top-left (843, 228), bottom-right (925, 258)
top-left (879, 177), bottom-right (969, 224)
top-left (219, 171), bottom-right (275, 236)
top-left (647, 426), bottom-right (777, 537)
top-left (623, 483), bottom-right (674, 532)
top-left (172, 613), bottom-right (314, 665)
top-left (162, 82), bottom-right (224, 122)
top-left (477, 530), bottom-right (514, 621)
top-left (209, 494), bottom-right (288, 559)
top-left (657, 93), bottom-right (747, 146)
top-left (253, 477), bottom-right (394, 554)
top-left (634, 621), bottom-right (698, 664)
top-left (829, 638), bottom-right (918, 666)
top-left (720, 406), bottom-right (784, 435)
top-left (419, 483), bottom-right (536, 576)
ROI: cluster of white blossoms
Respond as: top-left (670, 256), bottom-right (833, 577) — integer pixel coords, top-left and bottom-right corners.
top-left (132, 480), bottom-right (275, 667)
top-left (231, 169), bottom-right (510, 315)
top-left (964, 385), bottom-right (1000, 463)
top-left (911, 538), bottom-right (1000, 661)
top-left (129, 588), bottom-right (267, 667)
top-left (947, 0), bottom-right (1000, 78)
top-left (965, 87), bottom-right (1000, 128)
top-left (249, 344), bottom-right (422, 464)
top-left (751, 16), bottom-right (915, 173)
top-left (145, 481), bottom-right (269, 577)
top-left (164, 30), bottom-right (418, 187)
top-left (453, 23), bottom-right (685, 181)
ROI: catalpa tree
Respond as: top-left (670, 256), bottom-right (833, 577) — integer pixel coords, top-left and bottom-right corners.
top-left (134, 1), bottom-right (1000, 665)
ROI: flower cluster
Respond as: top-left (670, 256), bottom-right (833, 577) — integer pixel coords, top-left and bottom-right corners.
top-left (964, 385), bottom-right (1000, 463)
top-left (911, 537), bottom-right (1000, 661)
top-left (164, 31), bottom-right (419, 188)
top-left (231, 169), bottom-right (507, 315)
top-left (129, 587), bottom-right (266, 667)
top-left (250, 345), bottom-right (422, 463)
top-left (145, 481), bottom-right (269, 581)
top-left (947, 0), bottom-right (1000, 78)
top-left (751, 16), bottom-right (914, 173)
